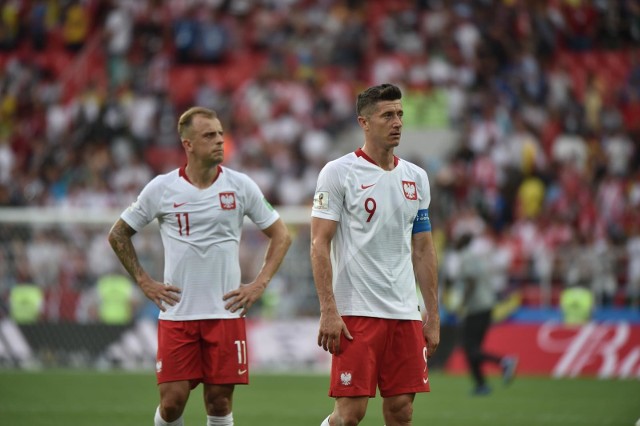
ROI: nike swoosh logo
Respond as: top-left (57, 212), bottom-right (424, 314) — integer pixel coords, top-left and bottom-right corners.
top-left (423, 377), bottom-right (429, 384)
top-left (360, 184), bottom-right (375, 189)
top-left (238, 369), bottom-right (247, 375)
top-left (173, 202), bottom-right (187, 208)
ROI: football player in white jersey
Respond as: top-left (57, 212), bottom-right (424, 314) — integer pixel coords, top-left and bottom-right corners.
top-left (311, 84), bottom-right (440, 426)
top-left (108, 107), bottom-right (291, 426)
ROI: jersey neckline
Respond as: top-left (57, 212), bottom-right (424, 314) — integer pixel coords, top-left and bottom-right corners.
top-left (355, 148), bottom-right (399, 169)
top-left (179, 164), bottom-right (223, 186)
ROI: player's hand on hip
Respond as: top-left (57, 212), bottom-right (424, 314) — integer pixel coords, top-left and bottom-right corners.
top-left (223, 282), bottom-right (264, 317)
top-left (140, 279), bottom-right (181, 312)
top-left (318, 312), bottom-right (352, 354)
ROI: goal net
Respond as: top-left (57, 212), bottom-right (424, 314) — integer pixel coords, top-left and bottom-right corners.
top-left (0, 206), bottom-right (327, 371)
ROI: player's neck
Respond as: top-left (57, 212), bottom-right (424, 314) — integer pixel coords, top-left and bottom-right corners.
top-left (361, 145), bottom-right (396, 171)
top-left (184, 163), bottom-right (220, 188)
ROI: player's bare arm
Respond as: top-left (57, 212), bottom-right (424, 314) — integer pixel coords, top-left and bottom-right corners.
top-left (310, 217), bottom-right (353, 354)
top-left (412, 231), bottom-right (440, 357)
top-left (223, 218), bottom-right (291, 317)
top-left (108, 218), bottom-right (181, 312)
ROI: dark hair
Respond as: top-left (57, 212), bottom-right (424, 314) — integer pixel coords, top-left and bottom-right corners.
top-left (356, 84), bottom-right (402, 117)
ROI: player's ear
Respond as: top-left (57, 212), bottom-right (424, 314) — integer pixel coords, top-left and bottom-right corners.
top-left (357, 115), bottom-right (368, 130)
top-left (181, 138), bottom-right (192, 152)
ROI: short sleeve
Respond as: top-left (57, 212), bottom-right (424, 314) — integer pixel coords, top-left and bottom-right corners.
top-left (120, 176), bottom-right (164, 231)
top-left (243, 175), bottom-right (280, 230)
top-left (418, 168), bottom-right (431, 211)
top-left (311, 160), bottom-right (344, 222)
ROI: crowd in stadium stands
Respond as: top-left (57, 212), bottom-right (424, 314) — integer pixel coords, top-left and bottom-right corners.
top-left (1, 0), bottom-right (639, 322)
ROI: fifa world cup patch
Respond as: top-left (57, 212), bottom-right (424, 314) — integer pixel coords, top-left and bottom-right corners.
top-left (313, 191), bottom-right (329, 209)
top-left (219, 192), bottom-right (236, 209)
top-left (402, 181), bottom-right (418, 200)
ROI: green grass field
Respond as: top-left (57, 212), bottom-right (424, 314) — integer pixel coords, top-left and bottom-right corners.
top-left (0, 370), bottom-right (638, 425)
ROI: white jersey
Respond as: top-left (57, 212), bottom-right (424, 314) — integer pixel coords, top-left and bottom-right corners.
top-left (121, 165), bottom-right (279, 320)
top-left (312, 148), bottom-right (431, 320)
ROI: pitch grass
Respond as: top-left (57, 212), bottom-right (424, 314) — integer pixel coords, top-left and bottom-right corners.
top-left (0, 370), bottom-right (638, 426)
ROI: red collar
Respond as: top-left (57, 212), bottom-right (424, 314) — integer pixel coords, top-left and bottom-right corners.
top-left (355, 148), bottom-right (399, 168)
top-left (179, 164), bottom-right (223, 184)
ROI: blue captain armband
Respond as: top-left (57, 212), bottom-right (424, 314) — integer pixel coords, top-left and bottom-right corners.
top-left (412, 209), bottom-right (431, 234)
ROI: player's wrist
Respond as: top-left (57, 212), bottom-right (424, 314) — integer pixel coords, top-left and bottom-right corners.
top-left (320, 306), bottom-right (339, 316)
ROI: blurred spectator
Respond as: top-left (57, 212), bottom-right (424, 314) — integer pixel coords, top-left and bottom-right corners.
top-left (602, 125), bottom-right (635, 177)
top-left (627, 226), bottom-right (640, 307)
top-left (62, 0), bottom-right (90, 53)
top-left (551, 121), bottom-right (588, 172)
top-left (26, 229), bottom-right (64, 290)
top-left (446, 232), bottom-right (518, 396)
top-left (559, 282), bottom-right (594, 325)
top-left (561, 0), bottom-right (599, 51)
top-left (1, 0), bottom-right (639, 318)
top-left (370, 49), bottom-right (406, 86)
top-left (110, 146), bottom-right (153, 201)
top-left (0, 0), bottom-right (21, 51)
top-left (195, 8), bottom-right (229, 64)
top-left (28, 0), bottom-right (50, 51)
top-left (329, 5), bottom-right (367, 70)
top-left (516, 172), bottom-right (545, 220)
top-left (9, 281), bottom-right (44, 324)
top-left (587, 233), bottom-right (619, 306)
top-left (93, 273), bottom-right (141, 325)
top-left (402, 81), bottom-right (449, 129)
top-left (0, 137), bottom-right (14, 184)
top-left (172, 6), bottom-right (198, 64)
top-left (103, 0), bottom-right (133, 88)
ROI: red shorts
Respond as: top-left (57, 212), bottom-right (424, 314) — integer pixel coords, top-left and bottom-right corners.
top-left (329, 316), bottom-right (430, 398)
top-left (156, 319), bottom-right (249, 387)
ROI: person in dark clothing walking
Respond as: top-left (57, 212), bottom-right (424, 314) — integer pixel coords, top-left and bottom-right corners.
top-left (450, 232), bottom-right (518, 395)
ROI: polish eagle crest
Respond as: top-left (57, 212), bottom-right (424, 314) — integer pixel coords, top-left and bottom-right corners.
top-left (219, 192), bottom-right (236, 209)
top-left (340, 372), bottom-right (352, 386)
top-left (402, 181), bottom-right (417, 200)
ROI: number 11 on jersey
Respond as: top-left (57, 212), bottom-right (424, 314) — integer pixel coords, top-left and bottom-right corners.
top-left (176, 213), bottom-right (190, 236)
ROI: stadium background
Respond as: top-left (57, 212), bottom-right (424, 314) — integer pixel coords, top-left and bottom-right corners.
top-left (0, 0), bottom-right (639, 424)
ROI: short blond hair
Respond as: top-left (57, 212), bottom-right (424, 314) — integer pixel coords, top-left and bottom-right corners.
top-left (177, 107), bottom-right (218, 138)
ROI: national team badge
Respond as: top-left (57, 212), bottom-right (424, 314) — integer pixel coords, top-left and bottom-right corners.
top-left (219, 192), bottom-right (236, 210)
top-left (340, 371), bottom-right (352, 386)
top-left (402, 181), bottom-right (418, 200)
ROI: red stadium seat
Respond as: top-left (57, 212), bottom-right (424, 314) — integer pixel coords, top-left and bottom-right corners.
top-left (168, 66), bottom-right (201, 107)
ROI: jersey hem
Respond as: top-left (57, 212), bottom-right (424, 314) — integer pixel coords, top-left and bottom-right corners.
top-left (158, 314), bottom-right (242, 321)
top-left (311, 212), bottom-right (340, 221)
top-left (257, 213), bottom-right (280, 230)
top-left (120, 214), bottom-right (144, 233)
top-left (380, 385), bottom-right (431, 398)
top-left (339, 312), bottom-right (422, 321)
